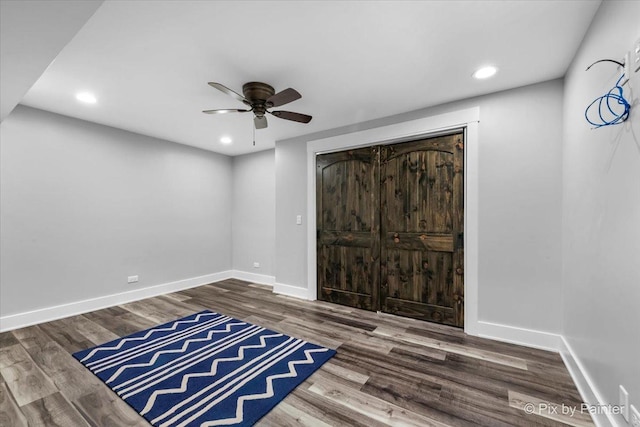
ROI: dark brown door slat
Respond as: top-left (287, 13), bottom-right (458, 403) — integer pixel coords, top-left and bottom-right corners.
top-left (383, 232), bottom-right (454, 252)
top-left (316, 147), bottom-right (380, 310)
top-left (319, 231), bottom-right (374, 247)
top-left (380, 133), bottom-right (465, 327)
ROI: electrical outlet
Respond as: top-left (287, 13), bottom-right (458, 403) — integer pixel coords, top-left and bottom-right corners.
top-left (620, 385), bottom-right (629, 422)
top-left (127, 275), bottom-right (139, 284)
top-left (634, 37), bottom-right (640, 73)
top-left (296, 215), bottom-right (302, 225)
top-left (623, 52), bottom-right (631, 80)
top-left (253, 262), bottom-right (260, 268)
top-left (631, 405), bottom-right (640, 427)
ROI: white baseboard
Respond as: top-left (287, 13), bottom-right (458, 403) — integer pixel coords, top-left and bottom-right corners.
top-left (477, 320), bottom-right (562, 352)
top-left (559, 337), bottom-right (618, 427)
top-left (273, 282), bottom-right (310, 300)
top-left (0, 271), bottom-right (233, 332)
top-left (231, 270), bottom-right (275, 286)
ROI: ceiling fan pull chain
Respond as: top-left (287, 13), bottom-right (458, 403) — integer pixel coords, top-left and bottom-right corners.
top-left (253, 123), bottom-right (255, 146)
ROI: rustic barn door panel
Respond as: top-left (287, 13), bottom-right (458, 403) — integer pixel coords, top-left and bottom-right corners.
top-left (316, 133), bottom-right (464, 327)
top-left (316, 147), bottom-right (380, 310)
top-left (380, 134), bottom-right (464, 326)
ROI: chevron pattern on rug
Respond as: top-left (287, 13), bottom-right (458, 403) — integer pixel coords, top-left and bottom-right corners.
top-left (73, 310), bottom-right (335, 426)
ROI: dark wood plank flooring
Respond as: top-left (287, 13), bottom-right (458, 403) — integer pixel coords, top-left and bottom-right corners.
top-left (0, 279), bottom-right (593, 426)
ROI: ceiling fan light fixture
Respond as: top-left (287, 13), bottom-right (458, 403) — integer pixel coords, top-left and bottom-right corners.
top-left (76, 92), bottom-right (97, 104)
top-left (473, 66), bottom-right (498, 79)
top-left (220, 136), bottom-right (232, 144)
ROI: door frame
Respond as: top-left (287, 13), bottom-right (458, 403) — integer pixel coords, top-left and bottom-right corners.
top-left (306, 107), bottom-right (480, 336)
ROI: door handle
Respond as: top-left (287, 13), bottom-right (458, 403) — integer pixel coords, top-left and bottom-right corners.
top-left (453, 292), bottom-right (464, 305)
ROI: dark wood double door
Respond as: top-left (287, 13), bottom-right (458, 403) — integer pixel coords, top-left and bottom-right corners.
top-left (316, 132), bottom-right (464, 327)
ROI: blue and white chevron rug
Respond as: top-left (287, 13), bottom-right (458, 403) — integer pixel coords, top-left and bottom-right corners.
top-left (73, 310), bottom-right (335, 426)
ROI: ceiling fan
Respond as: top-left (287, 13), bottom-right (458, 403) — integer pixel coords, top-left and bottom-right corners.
top-left (203, 82), bottom-right (312, 129)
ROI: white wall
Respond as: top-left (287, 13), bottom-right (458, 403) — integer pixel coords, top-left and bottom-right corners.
top-left (0, 106), bottom-right (232, 318)
top-left (562, 0), bottom-right (640, 423)
top-left (275, 79), bottom-right (564, 334)
top-left (275, 140), bottom-right (308, 288)
top-left (231, 149), bottom-right (275, 278)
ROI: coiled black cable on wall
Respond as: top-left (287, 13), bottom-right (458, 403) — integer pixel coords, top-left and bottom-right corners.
top-left (584, 58), bottom-right (631, 128)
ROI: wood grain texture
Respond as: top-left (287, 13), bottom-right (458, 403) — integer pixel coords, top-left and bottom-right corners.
top-left (317, 146), bottom-right (380, 310)
top-left (73, 387), bottom-right (148, 427)
top-left (20, 392), bottom-right (88, 427)
top-left (0, 279), bottom-right (592, 426)
top-left (373, 326), bottom-right (528, 370)
top-left (259, 400), bottom-right (333, 427)
top-left (0, 381), bottom-right (27, 427)
top-left (0, 344), bottom-right (57, 406)
top-left (0, 332), bottom-right (19, 349)
top-left (316, 133), bottom-right (464, 327)
top-left (11, 326), bottom-right (103, 401)
top-left (309, 378), bottom-right (449, 427)
top-left (380, 133), bottom-right (464, 326)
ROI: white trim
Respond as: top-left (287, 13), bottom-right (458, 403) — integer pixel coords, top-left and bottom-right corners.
top-left (463, 121), bottom-right (479, 336)
top-left (0, 271), bottom-right (233, 332)
top-left (306, 107), bottom-right (481, 334)
top-left (559, 337), bottom-right (619, 427)
top-left (273, 282), bottom-right (311, 300)
top-left (477, 321), bottom-right (562, 352)
top-left (231, 270), bottom-right (275, 286)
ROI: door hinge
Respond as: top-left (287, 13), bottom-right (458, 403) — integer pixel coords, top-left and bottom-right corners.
top-left (457, 232), bottom-right (464, 248)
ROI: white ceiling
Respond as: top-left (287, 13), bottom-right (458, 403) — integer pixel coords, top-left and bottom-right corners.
top-left (0, 0), bottom-right (103, 121)
top-left (17, 0), bottom-right (601, 156)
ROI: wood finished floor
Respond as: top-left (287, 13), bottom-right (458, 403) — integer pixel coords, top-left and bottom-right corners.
top-left (0, 279), bottom-right (593, 427)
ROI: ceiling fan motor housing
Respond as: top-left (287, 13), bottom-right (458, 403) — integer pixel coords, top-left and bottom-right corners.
top-left (242, 82), bottom-right (275, 116)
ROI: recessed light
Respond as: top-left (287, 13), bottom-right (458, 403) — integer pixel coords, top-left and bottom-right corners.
top-left (473, 66), bottom-right (498, 79)
top-left (76, 92), bottom-right (97, 104)
top-left (220, 136), bottom-right (232, 144)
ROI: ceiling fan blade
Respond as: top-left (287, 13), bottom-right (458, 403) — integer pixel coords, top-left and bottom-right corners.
top-left (266, 88), bottom-right (301, 108)
top-left (202, 108), bottom-right (251, 114)
top-left (254, 116), bottom-right (268, 129)
top-left (207, 82), bottom-right (251, 106)
top-left (270, 110), bottom-right (312, 123)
